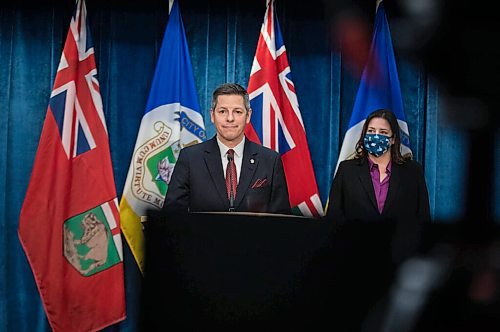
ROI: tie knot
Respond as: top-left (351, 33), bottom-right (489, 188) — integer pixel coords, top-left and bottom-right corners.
top-left (227, 149), bottom-right (235, 158)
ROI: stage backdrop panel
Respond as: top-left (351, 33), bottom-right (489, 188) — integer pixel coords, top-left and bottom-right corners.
top-left (1, 0), bottom-right (498, 331)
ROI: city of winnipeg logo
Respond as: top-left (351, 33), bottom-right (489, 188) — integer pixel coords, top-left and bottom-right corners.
top-left (63, 203), bottom-right (122, 276)
top-left (132, 121), bottom-right (177, 209)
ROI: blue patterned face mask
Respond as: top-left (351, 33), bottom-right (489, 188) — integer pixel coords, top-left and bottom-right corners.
top-left (364, 133), bottom-right (391, 157)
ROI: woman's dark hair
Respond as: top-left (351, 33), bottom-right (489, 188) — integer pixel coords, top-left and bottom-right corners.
top-left (354, 109), bottom-right (411, 164)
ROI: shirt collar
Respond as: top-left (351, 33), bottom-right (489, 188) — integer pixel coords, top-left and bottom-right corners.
top-left (216, 136), bottom-right (245, 158)
top-left (368, 157), bottom-right (392, 173)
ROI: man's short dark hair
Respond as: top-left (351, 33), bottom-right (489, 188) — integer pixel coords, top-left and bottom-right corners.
top-left (211, 83), bottom-right (251, 112)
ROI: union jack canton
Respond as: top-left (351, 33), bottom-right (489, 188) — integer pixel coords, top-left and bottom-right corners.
top-left (49, 1), bottom-right (105, 159)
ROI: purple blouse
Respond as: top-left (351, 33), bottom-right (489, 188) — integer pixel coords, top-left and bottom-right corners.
top-left (368, 159), bottom-right (392, 213)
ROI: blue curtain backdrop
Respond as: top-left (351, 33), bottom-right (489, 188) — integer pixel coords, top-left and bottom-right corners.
top-left (1, 0), bottom-right (499, 330)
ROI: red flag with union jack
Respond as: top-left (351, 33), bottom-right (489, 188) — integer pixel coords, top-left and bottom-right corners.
top-left (245, 0), bottom-right (323, 217)
top-left (18, 1), bottom-right (125, 331)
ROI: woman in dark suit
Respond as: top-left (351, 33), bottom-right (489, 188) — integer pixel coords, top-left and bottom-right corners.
top-left (325, 110), bottom-right (431, 327)
top-left (326, 109), bottom-right (431, 225)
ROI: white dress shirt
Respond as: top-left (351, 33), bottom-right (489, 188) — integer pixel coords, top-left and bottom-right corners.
top-left (216, 136), bottom-right (245, 184)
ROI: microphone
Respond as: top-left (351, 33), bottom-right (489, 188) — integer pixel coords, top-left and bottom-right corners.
top-left (227, 153), bottom-right (235, 212)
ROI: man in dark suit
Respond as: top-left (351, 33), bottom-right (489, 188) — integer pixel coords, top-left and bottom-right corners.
top-left (163, 83), bottom-right (290, 214)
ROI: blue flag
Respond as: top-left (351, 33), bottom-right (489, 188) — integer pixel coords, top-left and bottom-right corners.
top-left (120, 0), bottom-right (205, 272)
top-left (335, 1), bottom-right (411, 173)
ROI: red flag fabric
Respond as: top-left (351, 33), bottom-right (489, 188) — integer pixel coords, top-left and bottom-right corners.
top-left (245, 0), bottom-right (324, 217)
top-left (18, 1), bottom-right (126, 331)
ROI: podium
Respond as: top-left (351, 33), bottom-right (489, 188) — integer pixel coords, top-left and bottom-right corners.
top-left (140, 212), bottom-right (500, 331)
top-left (140, 211), bottom-right (398, 331)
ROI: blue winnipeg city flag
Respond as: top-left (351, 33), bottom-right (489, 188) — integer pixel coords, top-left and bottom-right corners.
top-left (120, 0), bottom-right (205, 272)
top-left (144, 0), bottom-right (201, 115)
top-left (335, 0), bottom-right (411, 174)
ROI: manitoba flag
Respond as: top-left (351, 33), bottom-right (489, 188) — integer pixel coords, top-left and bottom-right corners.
top-left (18, 1), bottom-right (126, 331)
top-left (245, 0), bottom-right (323, 217)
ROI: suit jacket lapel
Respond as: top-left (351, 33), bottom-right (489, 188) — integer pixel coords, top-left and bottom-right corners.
top-left (234, 139), bottom-right (258, 208)
top-left (203, 137), bottom-right (229, 208)
top-left (382, 162), bottom-right (401, 215)
top-left (358, 159), bottom-right (379, 213)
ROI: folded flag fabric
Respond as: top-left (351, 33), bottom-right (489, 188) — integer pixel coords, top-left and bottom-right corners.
top-left (18, 1), bottom-right (126, 330)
